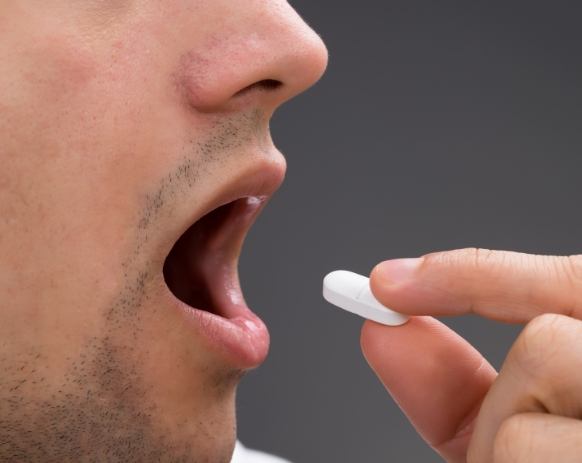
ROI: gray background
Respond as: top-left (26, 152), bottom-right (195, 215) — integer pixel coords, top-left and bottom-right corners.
top-left (237, 2), bottom-right (582, 462)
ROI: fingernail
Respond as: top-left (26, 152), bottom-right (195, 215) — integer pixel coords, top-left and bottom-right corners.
top-left (375, 258), bottom-right (422, 287)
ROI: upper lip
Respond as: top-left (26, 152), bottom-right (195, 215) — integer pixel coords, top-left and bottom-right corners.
top-left (158, 149), bottom-right (286, 268)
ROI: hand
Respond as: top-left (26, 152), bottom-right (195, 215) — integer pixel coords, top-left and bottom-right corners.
top-left (360, 248), bottom-right (582, 462)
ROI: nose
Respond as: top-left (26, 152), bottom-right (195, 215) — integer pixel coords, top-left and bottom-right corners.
top-left (180, 1), bottom-right (328, 113)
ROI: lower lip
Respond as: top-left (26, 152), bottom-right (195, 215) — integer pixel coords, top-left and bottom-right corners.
top-left (174, 299), bottom-right (270, 369)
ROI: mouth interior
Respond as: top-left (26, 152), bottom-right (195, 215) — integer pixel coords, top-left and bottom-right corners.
top-left (163, 199), bottom-right (243, 316)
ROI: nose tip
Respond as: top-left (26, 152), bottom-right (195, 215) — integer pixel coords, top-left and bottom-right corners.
top-left (279, 22), bottom-right (329, 103)
top-left (178, 3), bottom-right (328, 113)
top-left (229, 19), bottom-right (329, 111)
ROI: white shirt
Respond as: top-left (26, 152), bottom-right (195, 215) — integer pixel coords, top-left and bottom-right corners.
top-left (230, 441), bottom-right (291, 463)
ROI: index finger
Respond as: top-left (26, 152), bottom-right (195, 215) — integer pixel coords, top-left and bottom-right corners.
top-left (369, 248), bottom-right (582, 323)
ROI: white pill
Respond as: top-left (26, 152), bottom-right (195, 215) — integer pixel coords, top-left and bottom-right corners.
top-left (323, 270), bottom-right (409, 326)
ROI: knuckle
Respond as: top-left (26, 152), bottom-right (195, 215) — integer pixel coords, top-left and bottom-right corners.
top-left (540, 254), bottom-right (582, 286)
top-left (565, 255), bottom-right (582, 293)
top-left (555, 255), bottom-right (582, 318)
top-left (423, 247), bottom-right (498, 272)
top-left (493, 415), bottom-right (532, 462)
top-left (566, 254), bottom-right (582, 280)
top-left (511, 314), bottom-right (571, 375)
top-left (472, 247), bottom-right (501, 271)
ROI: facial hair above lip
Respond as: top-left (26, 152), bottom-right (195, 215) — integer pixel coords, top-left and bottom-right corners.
top-left (0, 108), bottom-right (270, 463)
top-left (130, 108), bottom-right (267, 272)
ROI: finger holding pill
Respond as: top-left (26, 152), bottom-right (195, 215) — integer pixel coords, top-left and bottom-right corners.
top-left (323, 270), bottom-right (409, 326)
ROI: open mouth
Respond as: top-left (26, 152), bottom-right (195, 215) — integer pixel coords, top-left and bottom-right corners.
top-left (162, 195), bottom-right (271, 368)
top-left (163, 196), bottom-right (265, 317)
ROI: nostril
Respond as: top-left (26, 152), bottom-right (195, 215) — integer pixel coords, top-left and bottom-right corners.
top-left (258, 79), bottom-right (283, 90)
top-left (233, 79), bottom-right (283, 98)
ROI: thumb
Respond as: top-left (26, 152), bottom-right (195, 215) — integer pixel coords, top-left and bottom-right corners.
top-left (361, 317), bottom-right (497, 463)
top-left (370, 248), bottom-right (582, 323)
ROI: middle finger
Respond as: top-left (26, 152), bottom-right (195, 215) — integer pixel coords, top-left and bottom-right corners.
top-left (467, 313), bottom-right (582, 463)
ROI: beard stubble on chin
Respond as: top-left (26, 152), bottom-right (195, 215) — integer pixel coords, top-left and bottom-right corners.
top-left (0, 110), bottom-right (265, 463)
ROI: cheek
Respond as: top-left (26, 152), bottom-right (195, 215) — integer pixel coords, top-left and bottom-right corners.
top-left (0, 8), bottom-right (219, 321)
top-left (39, 33), bottom-right (99, 90)
top-left (1, 5), bottom-right (207, 189)
top-left (0, 29), bottom-right (167, 313)
top-left (3, 23), bottom-right (181, 199)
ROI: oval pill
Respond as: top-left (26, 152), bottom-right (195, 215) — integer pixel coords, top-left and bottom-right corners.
top-left (322, 270), bottom-right (409, 326)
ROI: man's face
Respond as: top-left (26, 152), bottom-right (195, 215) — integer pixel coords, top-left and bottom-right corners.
top-left (0, 1), bottom-right (327, 460)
